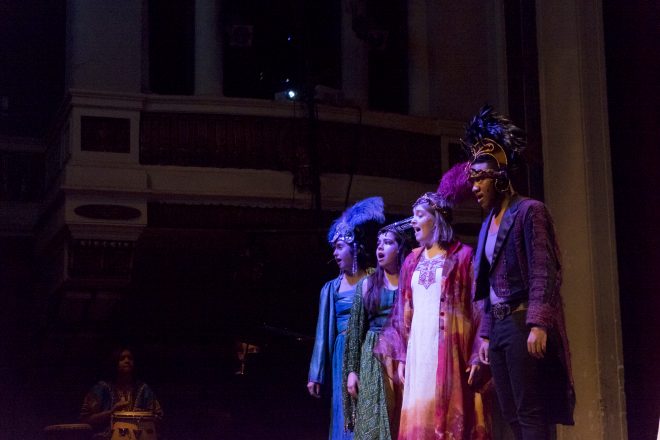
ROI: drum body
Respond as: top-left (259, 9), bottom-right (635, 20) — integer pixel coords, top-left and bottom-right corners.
top-left (111, 411), bottom-right (157, 440)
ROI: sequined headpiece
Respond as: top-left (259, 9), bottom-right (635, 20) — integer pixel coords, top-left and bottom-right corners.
top-left (328, 196), bottom-right (385, 274)
top-left (328, 196), bottom-right (385, 245)
top-left (462, 105), bottom-right (525, 181)
top-left (412, 193), bottom-right (452, 222)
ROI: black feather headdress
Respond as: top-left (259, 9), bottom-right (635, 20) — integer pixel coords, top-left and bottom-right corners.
top-left (463, 105), bottom-right (526, 169)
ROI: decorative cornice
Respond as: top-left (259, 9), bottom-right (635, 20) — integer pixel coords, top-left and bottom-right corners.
top-left (65, 89), bottom-right (464, 137)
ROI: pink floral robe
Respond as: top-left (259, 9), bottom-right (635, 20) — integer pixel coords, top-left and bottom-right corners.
top-left (374, 241), bottom-right (490, 440)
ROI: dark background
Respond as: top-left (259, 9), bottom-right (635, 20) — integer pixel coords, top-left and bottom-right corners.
top-left (0, 0), bottom-right (658, 439)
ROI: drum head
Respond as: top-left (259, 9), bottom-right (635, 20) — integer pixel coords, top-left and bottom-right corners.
top-left (113, 411), bottom-right (153, 418)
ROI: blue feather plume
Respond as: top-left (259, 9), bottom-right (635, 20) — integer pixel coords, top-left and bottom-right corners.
top-left (327, 196), bottom-right (385, 243)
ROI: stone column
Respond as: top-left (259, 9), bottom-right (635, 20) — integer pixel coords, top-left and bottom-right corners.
top-left (195, 0), bottom-right (223, 95)
top-left (536, 1), bottom-right (627, 438)
top-left (341, 0), bottom-right (368, 108)
top-left (65, 0), bottom-right (143, 93)
top-left (407, 0), bottom-right (430, 116)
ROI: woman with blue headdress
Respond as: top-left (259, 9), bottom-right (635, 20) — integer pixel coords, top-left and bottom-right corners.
top-left (308, 197), bottom-right (386, 440)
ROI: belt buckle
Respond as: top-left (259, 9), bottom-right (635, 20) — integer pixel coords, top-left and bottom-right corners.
top-left (492, 303), bottom-right (511, 320)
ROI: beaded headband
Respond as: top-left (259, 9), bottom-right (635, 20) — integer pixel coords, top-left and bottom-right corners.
top-left (377, 198), bottom-right (452, 241)
top-left (413, 194), bottom-right (452, 220)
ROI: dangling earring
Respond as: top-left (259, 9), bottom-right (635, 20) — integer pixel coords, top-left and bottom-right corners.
top-left (351, 242), bottom-right (358, 275)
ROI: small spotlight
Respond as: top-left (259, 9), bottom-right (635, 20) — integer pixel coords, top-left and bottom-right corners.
top-left (274, 89), bottom-right (299, 101)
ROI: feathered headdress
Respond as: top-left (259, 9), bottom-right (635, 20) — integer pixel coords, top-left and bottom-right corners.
top-left (462, 105), bottom-right (526, 171)
top-left (328, 196), bottom-right (385, 245)
top-left (411, 161), bottom-right (473, 223)
top-left (382, 162), bottom-right (473, 234)
top-left (436, 161), bottom-right (473, 207)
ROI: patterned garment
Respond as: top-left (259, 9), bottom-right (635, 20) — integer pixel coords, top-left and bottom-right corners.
top-left (473, 195), bottom-right (575, 424)
top-left (343, 281), bottom-right (398, 440)
top-left (309, 276), bottom-right (355, 440)
top-left (415, 255), bottom-right (445, 289)
top-left (374, 243), bottom-right (490, 440)
top-left (80, 380), bottom-right (163, 439)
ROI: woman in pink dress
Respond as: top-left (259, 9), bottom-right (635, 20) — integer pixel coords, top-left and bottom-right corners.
top-left (375, 165), bottom-right (489, 440)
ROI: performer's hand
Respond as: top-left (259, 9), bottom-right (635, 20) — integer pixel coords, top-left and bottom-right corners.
top-left (479, 338), bottom-right (490, 364)
top-left (397, 362), bottom-right (406, 385)
top-left (307, 381), bottom-right (321, 398)
top-left (347, 372), bottom-right (359, 398)
top-left (112, 398), bottom-right (130, 412)
top-left (466, 364), bottom-right (480, 386)
top-left (527, 326), bottom-right (547, 359)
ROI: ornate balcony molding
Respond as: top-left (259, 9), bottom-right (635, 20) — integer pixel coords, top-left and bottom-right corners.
top-left (67, 89), bottom-right (464, 136)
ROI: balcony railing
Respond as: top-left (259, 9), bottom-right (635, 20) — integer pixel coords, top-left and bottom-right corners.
top-left (140, 112), bottom-right (458, 184)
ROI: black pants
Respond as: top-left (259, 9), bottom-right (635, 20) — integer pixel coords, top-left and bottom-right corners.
top-left (489, 310), bottom-right (559, 440)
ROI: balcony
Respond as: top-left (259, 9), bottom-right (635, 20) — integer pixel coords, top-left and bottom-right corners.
top-left (45, 90), bottom-right (467, 215)
top-left (140, 111), bottom-right (457, 184)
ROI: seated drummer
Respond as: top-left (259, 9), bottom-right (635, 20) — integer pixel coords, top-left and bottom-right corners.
top-left (80, 345), bottom-right (163, 438)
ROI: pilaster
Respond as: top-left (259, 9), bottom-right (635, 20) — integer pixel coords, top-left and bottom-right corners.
top-left (536, 0), bottom-right (627, 438)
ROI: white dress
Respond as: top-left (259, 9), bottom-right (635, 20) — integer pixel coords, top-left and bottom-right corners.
top-left (399, 254), bottom-right (445, 438)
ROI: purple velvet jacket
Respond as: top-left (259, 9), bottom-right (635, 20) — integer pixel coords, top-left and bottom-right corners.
top-left (473, 195), bottom-right (575, 424)
top-left (475, 195), bottom-right (563, 333)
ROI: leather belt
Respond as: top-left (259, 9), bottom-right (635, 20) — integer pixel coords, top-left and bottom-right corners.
top-left (491, 300), bottom-right (528, 321)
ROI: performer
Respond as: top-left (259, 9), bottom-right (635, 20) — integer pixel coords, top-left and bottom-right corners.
top-left (342, 223), bottom-right (411, 440)
top-left (308, 197), bottom-right (386, 440)
top-left (80, 346), bottom-right (163, 439)
top-left (464, 105), bottom-right (575, 440)
top-left (375, 164), bottom-right (489, 440)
